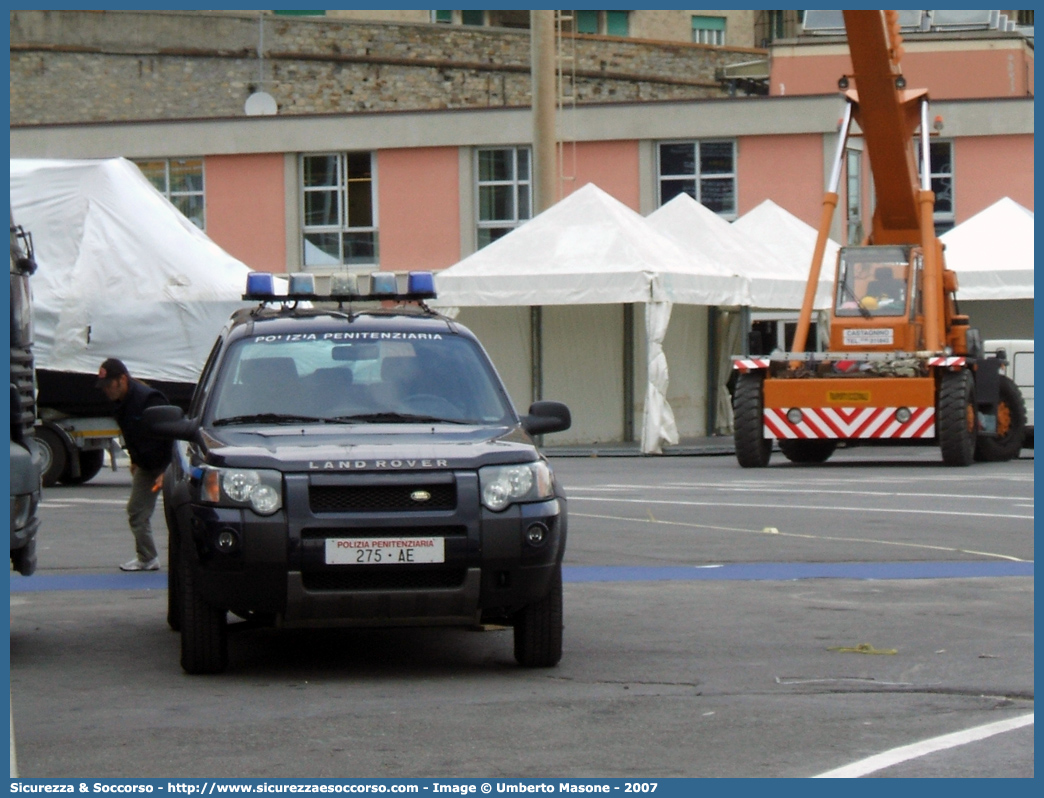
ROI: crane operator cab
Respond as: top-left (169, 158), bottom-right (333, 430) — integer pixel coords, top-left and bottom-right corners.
top-left (831, 245), bottom-right (924, 351)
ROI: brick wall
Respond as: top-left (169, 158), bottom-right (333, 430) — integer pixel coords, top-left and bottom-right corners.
top-left (10, 9), bottom-right (766, 125)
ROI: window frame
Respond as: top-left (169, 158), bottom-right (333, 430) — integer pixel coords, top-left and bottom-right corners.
top-left (691, 15), bottom-right (727, 46)
top-left (134, 157), bottom-right (206, 230)
top-left (299, 151), bottom-right (379, 271)
top-left (655, 139), bottom-right (738, 220)
top-left (475, 146), bottom-right (533, 250)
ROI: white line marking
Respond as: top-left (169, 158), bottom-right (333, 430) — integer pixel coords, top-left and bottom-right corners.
top-left (814, 713), bottom-right (1034, 777)
top-left (579, 483), bottom-right (1031, 502)
top-left (40, 499), bottom-right (127, 507)
top-left (570, 496), bottom-right (1034, 521)
top-left (571, 512), bottom-right (1028, 562)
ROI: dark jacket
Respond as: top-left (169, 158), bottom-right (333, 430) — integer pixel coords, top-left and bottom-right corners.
top-left (115, 378), bottom-right (174, 471)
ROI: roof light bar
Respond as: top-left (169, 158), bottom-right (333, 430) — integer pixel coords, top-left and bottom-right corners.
top-left (243, 271), bottom-right (437, 303)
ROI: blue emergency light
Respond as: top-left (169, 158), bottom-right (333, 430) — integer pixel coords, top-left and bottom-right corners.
top-left (407, 271), bottom-right (436, 296)
top-left (287, 272), bottom-right (315, 295)
top-left (243, 270), bottom-right (437, 303)
top-left (370, 272), bottom-right (398, 296)
top-left (245, 272), bottom-right (276, 297)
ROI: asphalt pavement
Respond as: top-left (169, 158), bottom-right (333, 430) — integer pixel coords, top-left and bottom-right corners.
top-left (9, 447), bottom-right (1034, 778)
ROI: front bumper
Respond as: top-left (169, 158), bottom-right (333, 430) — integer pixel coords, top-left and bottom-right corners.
top-left (184, 470), bottom-right (566, 625)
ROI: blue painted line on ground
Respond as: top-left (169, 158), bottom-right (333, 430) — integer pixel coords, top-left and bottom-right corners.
top-left (8, 560), bottom-right (1033, 593)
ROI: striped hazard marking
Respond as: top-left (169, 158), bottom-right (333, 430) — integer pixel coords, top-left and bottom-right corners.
top-left (764, 406), bottom-right (936, 439)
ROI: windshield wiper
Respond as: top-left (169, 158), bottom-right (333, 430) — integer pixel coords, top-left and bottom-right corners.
top-left (839, 278), bottom-right (872, 319)
top-left (213, 413), bottom-right (329, 426)
top-left (330, 412), bottom-right (469, 425)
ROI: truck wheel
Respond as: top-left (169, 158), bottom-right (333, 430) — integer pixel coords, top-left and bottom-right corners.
top-left (179, 546), bottom-right (228, 674)
top-left (35, 426), bottom-right (69, 487)
top-left (58, 449), bottom-right (105, 485)
top-left (513, 564), bottom-right (563, 668)
top-left (779, 439), bottom-right (837, 464)
top-left (733, 372), bottom-right (771, 468)
top-left (974, 375), bottom-right (1026, 462)
top-left (938, 370), bottom-right (976, 466)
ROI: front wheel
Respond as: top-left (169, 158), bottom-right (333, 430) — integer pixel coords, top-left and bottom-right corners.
top-left (179, 546), bottom-right (228, 674)
top-left (733, 373), bottom-right (771, 468)
top-left (974, 375), bottom-right (1026, 462)
top-left (938, 369), bottom-right (976, 466)
top-left (513, 565), bottom-right (563, 668)
top-left (778, 439), bottom-right (838, 464)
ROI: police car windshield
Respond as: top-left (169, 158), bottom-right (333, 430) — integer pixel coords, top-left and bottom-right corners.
top-left (208, 332), bottom-right (516, 426)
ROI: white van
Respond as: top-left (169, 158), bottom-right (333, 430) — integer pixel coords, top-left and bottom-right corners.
top-left (984, 339), bottom-right (1033, 446)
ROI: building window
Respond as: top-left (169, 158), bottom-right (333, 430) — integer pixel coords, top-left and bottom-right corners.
top-left (461, 10), bottom-right (484, 26)
top-left (134, 158), bottom-right (205, 230)
top-left (692, 15), bottom-right (726, 46)
top-left (846, 149), bottom-right (863, 244)
top-left (476, 147), bottom-right (531, 249)
top-left (301, 152), bottom-right (377, 269)
top-left (576, 10), bottom-right (599, 34)
top-left (431, 10), bottom-right (452, 24)
top-left (574, 10), bottom-right (630, 36)
top-left (605, 11), bottom-right (629, 36)
top-left (922, 141), bottom-right (954, 234)
top-left (657, 141), bottom-right (737, 218)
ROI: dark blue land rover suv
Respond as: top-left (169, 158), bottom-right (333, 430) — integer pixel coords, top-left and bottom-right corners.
top-left (146, 272), bottom-right (571, 674)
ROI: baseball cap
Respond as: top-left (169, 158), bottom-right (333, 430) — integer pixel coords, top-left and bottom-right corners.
top-left (96, 358), bottom-right (129, 386)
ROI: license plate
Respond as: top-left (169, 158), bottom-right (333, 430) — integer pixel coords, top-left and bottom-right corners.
top-left (325, 537), bottom-right (445, 565)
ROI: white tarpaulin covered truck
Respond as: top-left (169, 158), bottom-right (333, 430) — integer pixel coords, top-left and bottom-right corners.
top-left (9, 158), bottom-right (254, 485)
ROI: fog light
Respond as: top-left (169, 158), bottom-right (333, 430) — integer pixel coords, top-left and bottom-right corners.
top-left (786, 408), bottom-right (803, 424)
top-left (895, 407), bottom-right (912, 423)
top-left (215, 528), bottom-right (240, 553)
top-left (525, 523), bottom-right (548, 546)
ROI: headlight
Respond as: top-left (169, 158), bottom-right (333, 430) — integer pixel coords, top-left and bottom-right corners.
top-left (200, 467), bottom-right (283, 515)
top-left (479, 461), bottom-right (554, 512)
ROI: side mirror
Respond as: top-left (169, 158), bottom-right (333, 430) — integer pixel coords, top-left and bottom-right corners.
top-left (143, 405), bottom-right (199, 442)
top-left (521, 401), bottom-right (571, 436)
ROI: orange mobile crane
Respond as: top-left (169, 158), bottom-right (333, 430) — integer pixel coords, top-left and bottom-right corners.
top-left (732, 9), bottom-right (1026, 467)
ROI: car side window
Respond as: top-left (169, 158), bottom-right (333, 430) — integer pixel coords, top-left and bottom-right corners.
top-left (188, 336), bottom-right (225, 418)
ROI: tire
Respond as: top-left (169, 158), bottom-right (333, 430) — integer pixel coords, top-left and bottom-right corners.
top-left (58, 449), bottom-right (105, 485)
top-left (938, 369), bottom-right (977, 466)
top-left (513, 564), bottom-right (563, 668)
top-left (778, 439), bottom-right (838, 464)
top-left (35, 426), bottom-right (69, 487)
top-left (733, 372), bottom-right (771, 468)
top-left (179, 544), bottom-right (228, 674)
top-left (974, 375), bottom-right (1026, 462)
top-left (166, 511), bottom-right (182, 632)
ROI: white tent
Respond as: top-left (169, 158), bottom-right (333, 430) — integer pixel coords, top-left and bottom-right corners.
top-left (731, 199), bottom-right (837, 310)
top-left (433, 183), bottom-right (749, 307)
top-left (649, 193), bottom-right (827, 310)
top-left (433, 183), bottom-right (751, 453)
top-left (940, 197), bottom-right (1034, 300)
top-left (10, 157), bottom-right (254, 384)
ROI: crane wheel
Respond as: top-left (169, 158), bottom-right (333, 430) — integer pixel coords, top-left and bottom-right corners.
top-left (779, 439), bottom-right (838, 464)
top-left (938, 369), bottom-right (976, 466)
top-left (974, 375), bottom-right (1026, 462)
top-left (733, 372), bottom-right (771, 468)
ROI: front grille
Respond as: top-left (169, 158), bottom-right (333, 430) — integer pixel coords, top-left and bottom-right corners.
top-left (302, 568), bottom-right (468, 591)
top-left (310, 483), bottom-right (456, 513)
top-left (301, 525), bottom-right (467, 539)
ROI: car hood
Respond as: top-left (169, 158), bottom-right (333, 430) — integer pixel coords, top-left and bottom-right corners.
top-left (195, 423), bottom-right (541, 472)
